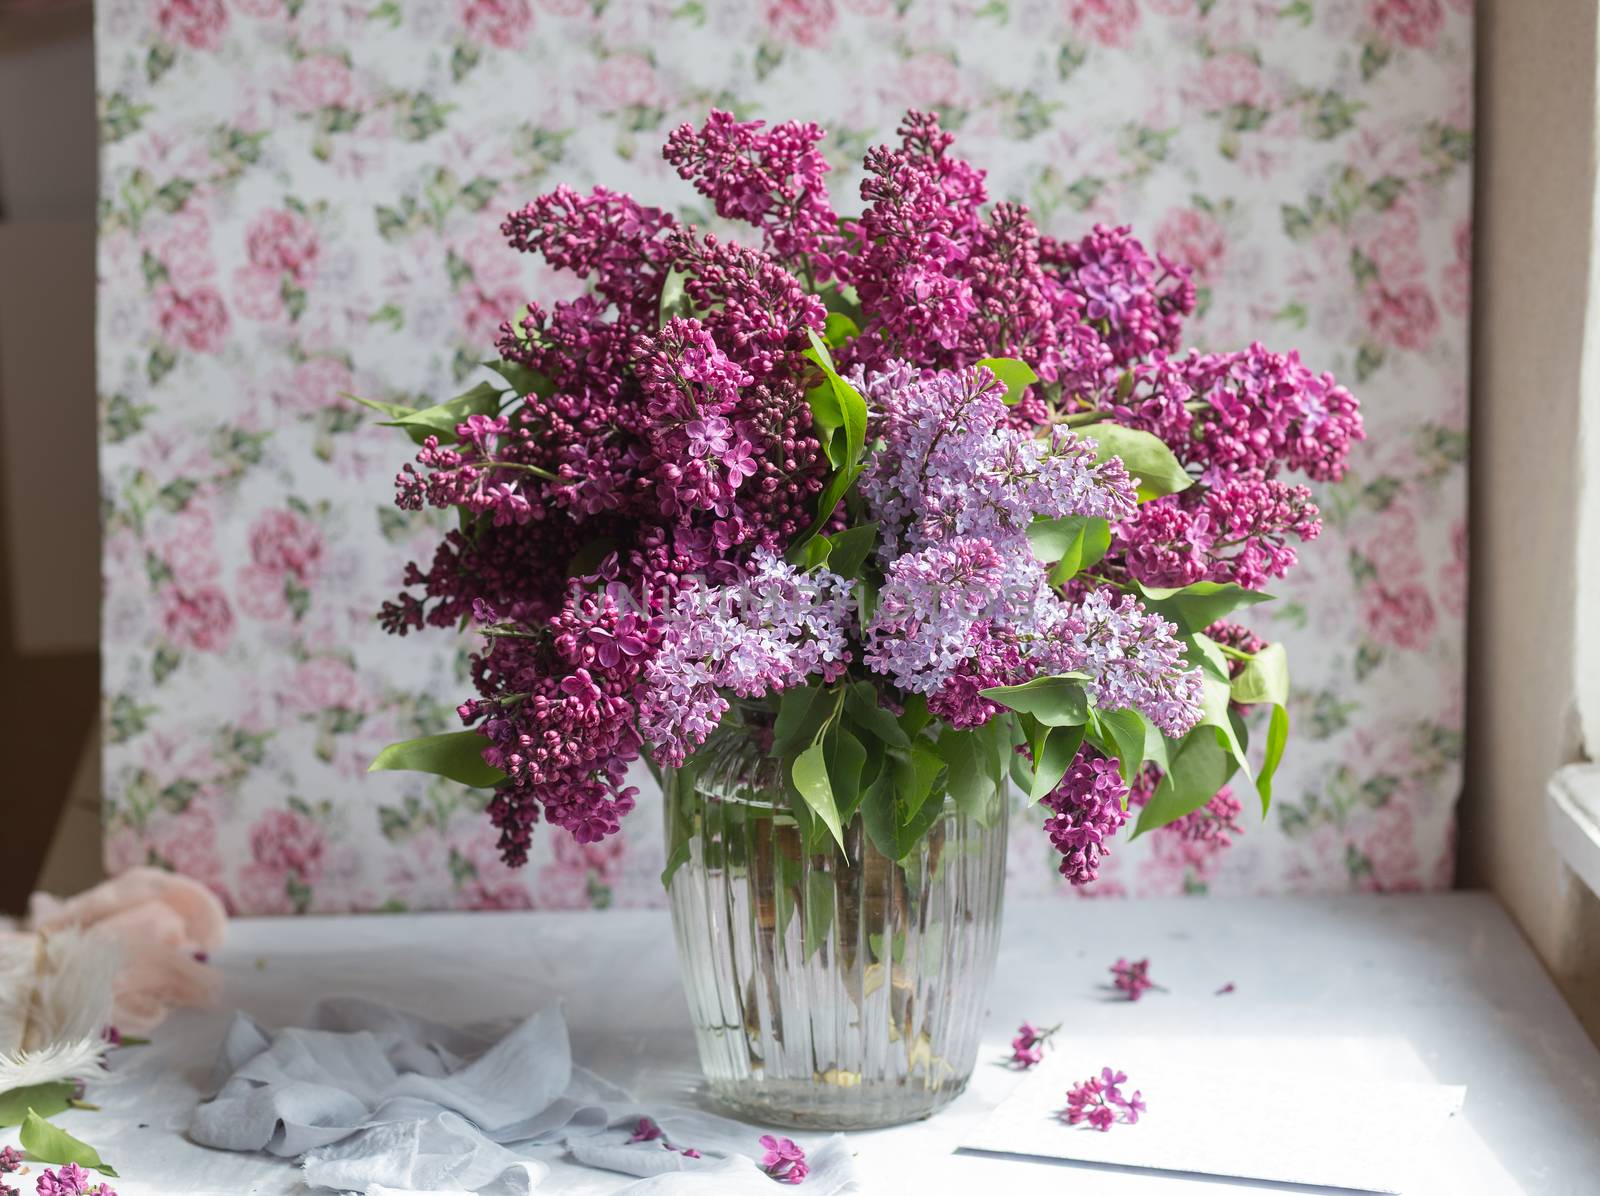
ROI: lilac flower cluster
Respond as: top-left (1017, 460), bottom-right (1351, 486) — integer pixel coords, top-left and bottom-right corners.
top-left (640, 551), bottom-right (853, 765)
top-left (856, 361), bottom-right (1134, 558)
top-left (664, 110), bottom-right (841, 270)
top-left (1110, 957), bottom-right (1159, 1001)
top-left (1008, 1021), bottom-right (1059, 1069)
top-left (1061, 1067), bottom-right (1146, 1131)
top-left (758, 1135), bottom-right (809, 1185)
top-left (1046, 223), bottom-right (1193, 366)
top-left (373, 105), bottom-right (1358, 874)
top-left (1040, 753), bottom-right (1131, 885)
top-left (32, 1165), bottom-right (117, 1196)
top-left (927, 590), bottom-right (1204, 742)
top-left (1096, 344), bottom-right (1362, 590)
top-left (627, 1117), bottom-right (701, 1159)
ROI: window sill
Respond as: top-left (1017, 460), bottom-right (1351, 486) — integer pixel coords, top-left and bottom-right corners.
top-left (1547, 763), bottom-right (1600, 897)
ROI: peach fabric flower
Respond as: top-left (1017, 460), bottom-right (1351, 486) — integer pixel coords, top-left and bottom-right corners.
top-left (28, 867), bottom-right (227, 1035)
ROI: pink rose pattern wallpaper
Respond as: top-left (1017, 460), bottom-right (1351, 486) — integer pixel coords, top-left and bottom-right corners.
top-left (97, 0), bottom-right (1471, 914)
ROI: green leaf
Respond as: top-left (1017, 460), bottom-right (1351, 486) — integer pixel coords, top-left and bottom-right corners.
top-left (844, 682), bottom-right (910, 748)
top-left (658, 266), bottom-right (694, 327)
top-left (797, 461), bottom-right (865, 545)
top-left (368, 731), bottom-right (507, 789)
top-left (20, 1110), bottom-right (118, 1177)
top-left (894, 744), bottom-right (945, 826)
top-left (1092, 706), bottom-right (1151, 784)
top-left (660, 839), bottom-right (692, 890)
top-left (823, 522), bottom-right (878, 579)
top-left (976, 356), bottom-right (1039, 406)
top-left (1027, 722), bottom-right (1086, 802)
top-left (802, 871), bottom-right (835, 960)
top-left (1258, 703), bottom-right (1290, 811)
top-left (980, 674), bottom-right (1090, 726)
top-left (791, 533), bottom-right (833, 570)
top-left (897, 692), bottom-right (932, 740)
top-left (1086, 423), bottom-right (1193, 500)
top-left (0, 1083), bottom-right (73, 1127)
top-left (483, 359), bottom-right (552, 397)
top-left (825, 726), bottom-right (869, 826)
top-left (862, 748), bottom-right (947, 861)
top-left (1230, 641), bottom-right (1289, 707)
top-left (802, 328), bottom-right (868, 471)
top-left (348, 393), bottom-right (415, 422)
top-left (1027, 515), bottom-right (1112, 583)
top-left (1137, 581), bottom-right (1274, 636)
top-left (823, 310), bottom-right (860, 348)
top-left (1185, 631), bottom-right (1232, 681)
top-left (1133, 727), bottom-right (1239, 836)
top-left (772, 685), bottom-right (826, 757)
top-left (792, 742), bottom-right (847, 852)
top-left (376, 382), bottom-right (503, 445)
top-left (936, 727), bottom-right (999, 822)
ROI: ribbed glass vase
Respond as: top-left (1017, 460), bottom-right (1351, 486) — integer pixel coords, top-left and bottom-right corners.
top-left (663, 723), bottom-right (1007, 1130)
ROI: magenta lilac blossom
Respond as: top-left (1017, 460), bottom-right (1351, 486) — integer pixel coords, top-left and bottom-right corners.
top-left (1009, 1021), bottom-right (1060, 1069)
top-left (1061, 1067), bottom-right (1146, 1131)
top-left (758, 1135), bottom-right (808, 1185)
top-left (1110, 957), bottom-right (1159, 1001)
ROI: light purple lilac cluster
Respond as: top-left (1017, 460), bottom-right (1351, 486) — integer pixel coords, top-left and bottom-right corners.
top-left (640, 550), bottom-right (853, 766)
top-left (855, 361), bottom-right (1134, 557)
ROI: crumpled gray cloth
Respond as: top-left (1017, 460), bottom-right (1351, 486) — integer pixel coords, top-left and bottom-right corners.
top-left (190, 996), bottom-right (860, 1195)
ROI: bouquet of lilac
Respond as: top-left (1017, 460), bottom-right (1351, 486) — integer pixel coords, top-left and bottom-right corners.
top-left (365, 109), bottom-right (1363, 887)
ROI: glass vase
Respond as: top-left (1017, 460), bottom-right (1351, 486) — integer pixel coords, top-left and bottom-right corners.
top-left (663, 722), bottom-right (1007, 1130)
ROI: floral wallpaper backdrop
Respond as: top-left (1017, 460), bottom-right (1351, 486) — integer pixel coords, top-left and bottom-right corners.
top-left (97, 0), bottom-right (1472, 914)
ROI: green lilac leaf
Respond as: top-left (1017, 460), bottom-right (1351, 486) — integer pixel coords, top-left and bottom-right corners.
top-left (1255, 703), bottom-right (1290, 812)
top-left (368, 731), bottom-right (507, 789)
top-left (1027, 514), bottom-right (1111, 582)
top-left (893, 744), bottom-right (946, 826)
top-left (980, 674), bottom-right (1091, 726)
top-left (1137, 581), bottom-right (1274, 636)
top-left (823, 310), bottom-right (860, 347)
top-left (897, 692), bottom-right (932, 740)
top-left (771, 685), bottom-right (824, 757)
top-left (792, 742), bottom-right (847, 852)
top-left (976, 356), bottom-right (1039, 406)
top-left (825, 726), bottom-right (869, 826)
top-left (20, 1110), bottom-right (119, 1177)
top-left (1085, 423), bottom-right (1193, 500)
top-left (483, 359), bottom-right (553, 398)
top-left (658, 266), bottom-right (694, 327)
top-left (0, 1083), bottom-right (73, 1127)
top-left (802, 871), bottom-right (836, 961)
top-left (1029, 723), bottom-right (1086, 802)
top-left (823, 522), bottom-right (878, 580)
top-left (376, 381), bottom-right (503, 445)
top-left (659, 840), bottom-right (692, 890)
top-left (845, 682), bottom-right (910, 748)
top-left (1230, 641), bottom-right (1290, 707)
top-left (1093, 706), bottom-right (1151, 784)
top-left (936, 727), bottom-right (997, 822)
top-left (1133, 727), bottom-right (1240, 837)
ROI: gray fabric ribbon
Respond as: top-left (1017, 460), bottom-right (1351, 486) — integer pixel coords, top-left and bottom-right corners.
top-left (190, 997), bottom-right (860, 1195)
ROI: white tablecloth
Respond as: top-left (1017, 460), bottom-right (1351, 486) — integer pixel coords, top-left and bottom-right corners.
top-left (8, 894), bottom-right (1597, 1194)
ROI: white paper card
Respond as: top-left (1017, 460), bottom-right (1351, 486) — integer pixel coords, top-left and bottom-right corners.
top-left (960, 1036), bottom-right (1466, 1194)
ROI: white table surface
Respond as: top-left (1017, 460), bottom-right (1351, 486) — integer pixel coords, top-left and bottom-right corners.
top-left (9, 893), bottom-right (1598, 1195)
